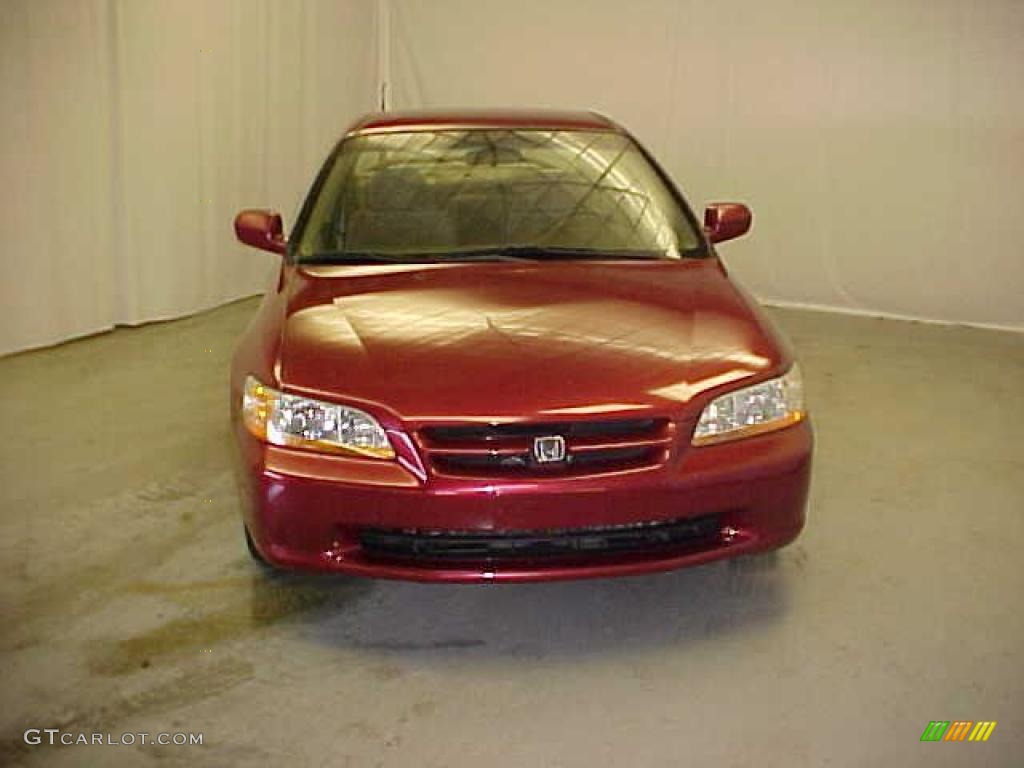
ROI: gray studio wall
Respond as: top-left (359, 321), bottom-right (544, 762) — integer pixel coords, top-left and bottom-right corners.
top-left (0, 0), bottom-right (378, 356)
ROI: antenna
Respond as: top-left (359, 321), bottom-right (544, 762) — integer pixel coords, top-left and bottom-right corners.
top-left (377, 0), bottom-right (391, 112)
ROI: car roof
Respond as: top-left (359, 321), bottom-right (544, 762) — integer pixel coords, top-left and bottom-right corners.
top-left (346, 108), bottom-right (621, 136)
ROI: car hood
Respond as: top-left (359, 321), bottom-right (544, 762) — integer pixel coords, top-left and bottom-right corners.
top-left (278, 260), bottom-right (790, 424)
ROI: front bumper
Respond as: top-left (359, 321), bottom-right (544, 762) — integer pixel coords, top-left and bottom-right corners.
top-left (234, 420), bottom-right (812, 583)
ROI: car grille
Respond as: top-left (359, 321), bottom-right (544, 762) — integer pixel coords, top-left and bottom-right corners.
top-left (417, 417), bottom-right (673, 477)
top-left (359, 514), bottom-right (722, 562)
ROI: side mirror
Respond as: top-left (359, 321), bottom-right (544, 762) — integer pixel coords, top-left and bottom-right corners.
top-left (234, 209), bottom-right (287, 255)
top-left (704, 203), bottom-right (752, 244)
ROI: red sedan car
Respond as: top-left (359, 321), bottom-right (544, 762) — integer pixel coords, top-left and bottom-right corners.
top-left (230, 109), bottom-right (811, 583)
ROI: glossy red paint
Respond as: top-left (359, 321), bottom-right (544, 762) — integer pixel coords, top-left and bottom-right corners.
top-left (704, 203), bottom-right (753, 244)
top-left (348, 108), bottom-right (617, 135)
top-left (234, 209), bottom-right (286, 255)
top-left (276, 260), bottom-right (786, 422)
top-left (229, 109), bottom-right (812, 582)
top-left (232, 421), bottom-right (810, 583)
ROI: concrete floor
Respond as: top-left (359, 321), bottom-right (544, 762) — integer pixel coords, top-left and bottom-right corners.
top-left (0, 298), bottom-right (1021, 767)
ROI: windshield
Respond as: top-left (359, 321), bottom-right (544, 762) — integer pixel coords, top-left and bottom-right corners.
top-left (293, 129), bottom-right (704, 263)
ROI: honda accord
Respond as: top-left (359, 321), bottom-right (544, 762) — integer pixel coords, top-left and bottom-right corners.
top-left (230, 108), bottom-right (812, 582)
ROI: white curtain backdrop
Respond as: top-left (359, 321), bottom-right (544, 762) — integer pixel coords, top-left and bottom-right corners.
top-left (389, 0), bottom-right (1024, 331)
top-left (0, 0), bottom-right (377, 356)
top-left (3, 0), bottom-right (1022, 357)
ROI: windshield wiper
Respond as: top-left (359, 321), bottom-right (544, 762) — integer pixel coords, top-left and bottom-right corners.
top-left (299, 250), bottom-right (531, 265)
top-left (301, 252), bottom-right (420, 265)
top-left (299, 246), bottom-right (667, 265)
top-left (432, 246), bottom-right (666, 261)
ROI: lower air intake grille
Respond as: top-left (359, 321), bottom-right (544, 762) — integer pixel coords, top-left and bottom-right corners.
top-left (359, 514), bottom-right (722, 562)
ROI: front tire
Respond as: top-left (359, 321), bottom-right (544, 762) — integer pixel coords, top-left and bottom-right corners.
top-left (243, 525), bottom-right (273, 568)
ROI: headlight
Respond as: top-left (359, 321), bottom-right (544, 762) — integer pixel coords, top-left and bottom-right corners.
top-left (241, 375), bottom-right (394, 459)
top-left (692, 365), bottom-right (805, 446)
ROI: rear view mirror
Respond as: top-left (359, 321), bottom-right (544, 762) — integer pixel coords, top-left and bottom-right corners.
top-left (234, 209), bottom-right (287, 255)
top-left (704, 203), bottom-right (752, 244)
